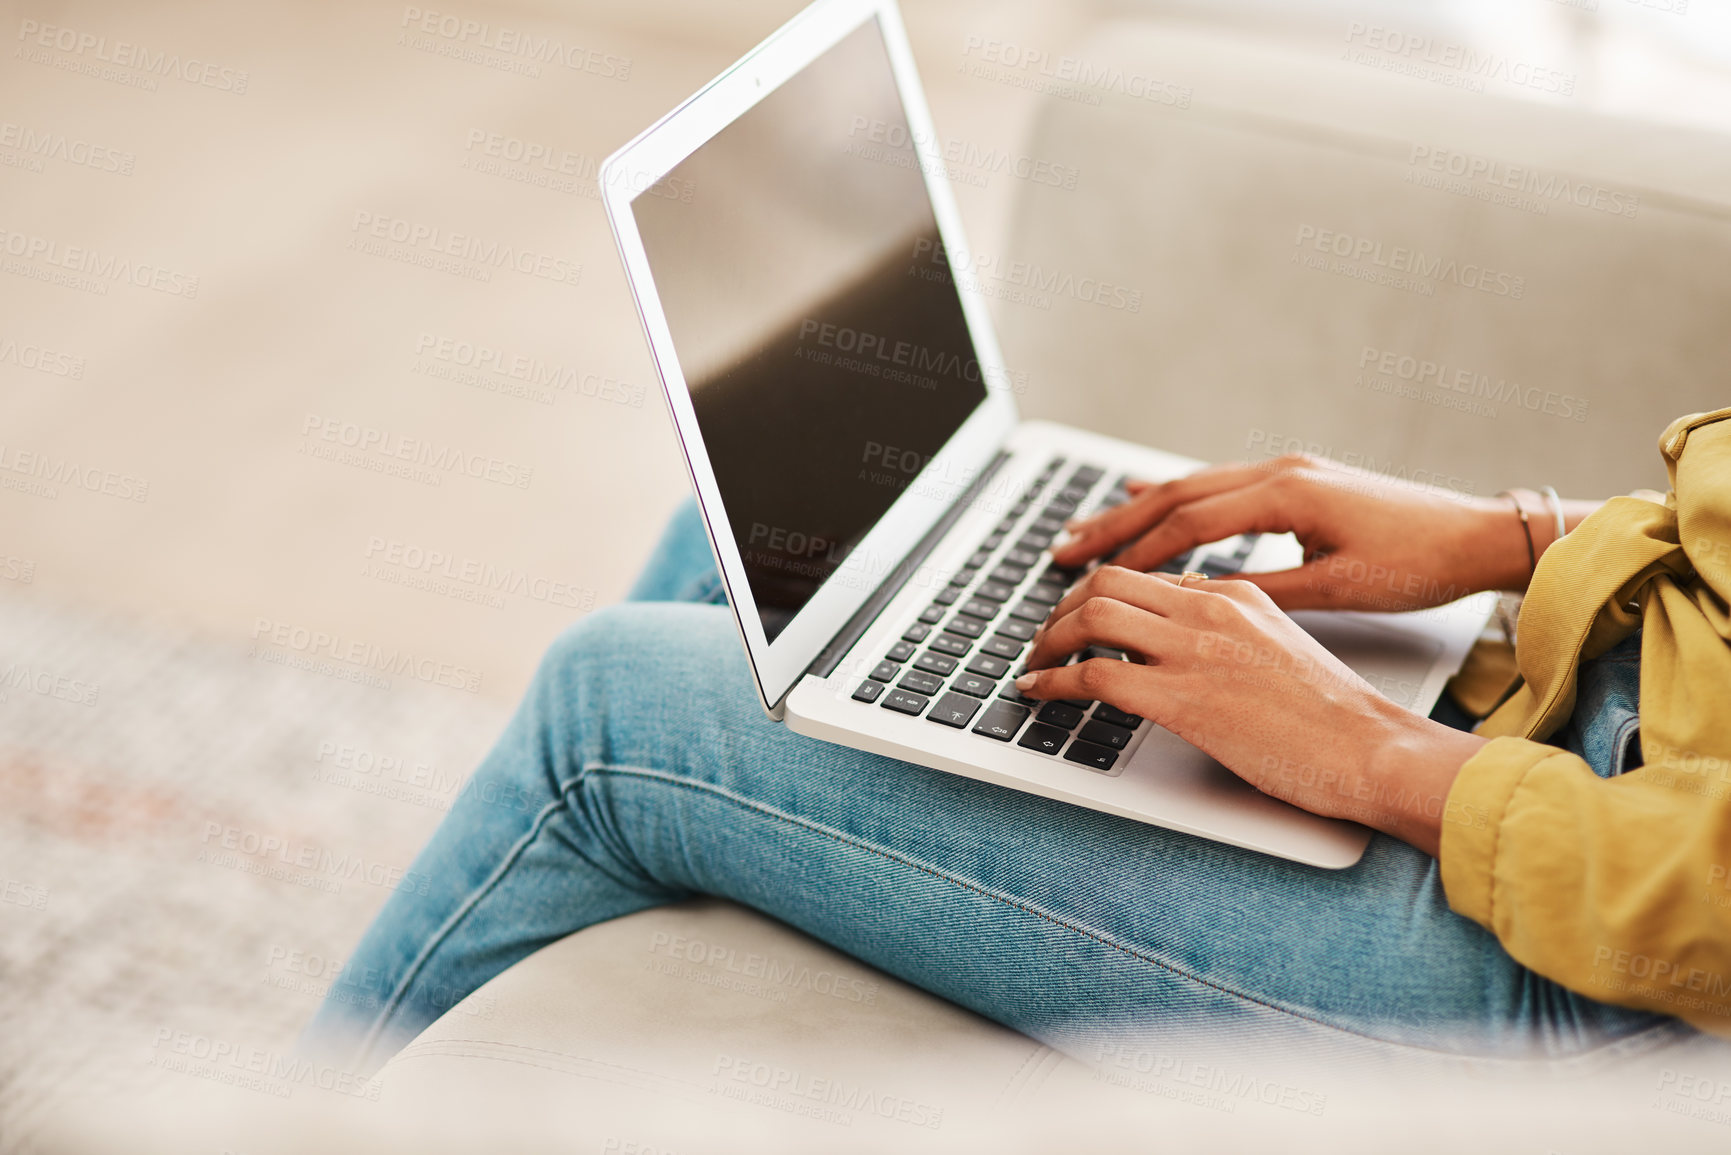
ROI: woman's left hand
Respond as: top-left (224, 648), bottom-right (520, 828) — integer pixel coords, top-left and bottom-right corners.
top-left (1016, 567), bottom-right (1485, 855)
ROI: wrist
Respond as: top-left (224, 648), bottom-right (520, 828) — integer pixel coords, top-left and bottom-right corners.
top-left (1462, 494), bottom-right (1538, 593)
top-left (1355, 704), bottom-right (1486, 857)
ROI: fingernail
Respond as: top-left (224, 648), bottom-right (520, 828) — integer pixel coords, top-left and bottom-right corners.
top-left (1015, 672), bottom-right (1037, 690)
top-left (1051, 531), bottom-right (1077, 552)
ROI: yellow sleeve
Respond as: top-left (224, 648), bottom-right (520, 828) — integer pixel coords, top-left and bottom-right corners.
top-left (1442, 736), bottom-right (1731, 1035)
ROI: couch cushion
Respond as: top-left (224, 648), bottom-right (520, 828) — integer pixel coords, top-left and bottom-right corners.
top-left (995, 23), bottom-right (1731, 498)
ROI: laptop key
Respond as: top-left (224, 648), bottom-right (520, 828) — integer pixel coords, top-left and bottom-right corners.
top-left (927, 692), bottom-right (982, 729)
top-left (983, 635), bottom-right (1024, 660)
top-left (1079, 719), bottom-right (1134, 750)
top-left (965, 653), bottom-right (1011, 679)
top-left (951, 674), bottom-right (996, 698)
top-left (1008, 600), bottom-right (1048, 623)
top-left (1031, 515), bottom-right (1065, 535)
top-left (869, 661), bottom-right (899, 683)
top-left (996, 618), bottom-right (1037, 642)
top-left (1036, 702), bottom-right (1086, 730)
top-left (1070, 465), bottom-right (1105, 487)
top-left (989, 564), bottom-right (1029, 586)
top-left (919, 604), bottom-right (946, 624)
top-left (959, 599), bottom-right (1001, 621)
top-left (934, 586), bottom-right (960, 606)
top-left (913, 651), bottom-right (958, 676)
top-left (1017, 722), bottom-right (1069, 756)
top-left (881, 689), bottom-right (928, 716)
top-left (972, 701), bottom-right (1030, 741)
top-left (929, 633), bottom-right (971, 658)
top-left (969, 550), bottom-right (993, 569)
top-left (1063, 740), bottom-right (1119, 772)
top-left (1004, 547), bottom-right (1042, 569)
top-left (1019, 529), bottom-right (1055, 550)
top-left (944, 615), bottom-right (985, 640)
top-left (976, 580), bottom-right (1016, 603)
top-left (899, 670), bottom-right (944, 696)
top-left (885, 640), bottom-right (916, 662)
top-left (852, 680), bottom-right (884, 704)
top-left (1023, 581), bottom-right (1065, 606)
top-left (1093, 704), bottom-right (1144, 729)
top-left (903, 622), bottom-right (932, 643)
top-left (999, 681), bottom-right (1036, 706)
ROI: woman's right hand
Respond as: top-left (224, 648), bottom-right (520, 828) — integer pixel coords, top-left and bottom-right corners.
top-left (1049, 454), bottom-right (1542, 613)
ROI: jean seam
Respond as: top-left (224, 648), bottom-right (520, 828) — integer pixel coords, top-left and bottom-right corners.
top-left (357, 794), bottom-right (578, 1070)
top-left (587, 762), bottom-right (1657, 1061)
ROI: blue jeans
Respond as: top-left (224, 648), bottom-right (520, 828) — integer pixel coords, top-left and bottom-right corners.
top-left (307, 499), bottom-right (1687, 1075)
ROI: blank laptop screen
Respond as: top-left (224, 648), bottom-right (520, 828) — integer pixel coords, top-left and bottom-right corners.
top-left (632, 17), bottom-right (988, 642)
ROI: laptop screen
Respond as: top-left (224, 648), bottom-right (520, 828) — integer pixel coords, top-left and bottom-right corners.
top-left (631, 17), bottom-right (988, 642)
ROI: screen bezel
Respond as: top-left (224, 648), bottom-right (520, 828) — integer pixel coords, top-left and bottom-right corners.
top-left (599, 0), bottom-right (1018, 716)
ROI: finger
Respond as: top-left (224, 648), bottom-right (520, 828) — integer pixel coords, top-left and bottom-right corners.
top-left (1014, 656), bottom-right (1159, 708)
top-left (1042, 564), bottom-right (1187, 630)
top-left (1023, 594), bottom-right (1180, 672)
top-left (1051, 462), bottom-right (1275, 566)
top-left (1113, 479), bottom-right (1309, 573)
top-left (1230, 563), bottom-right (1334, 611)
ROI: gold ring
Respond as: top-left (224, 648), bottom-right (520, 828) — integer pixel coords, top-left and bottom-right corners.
top-left (1178, 570), bottom-right (1208, 588)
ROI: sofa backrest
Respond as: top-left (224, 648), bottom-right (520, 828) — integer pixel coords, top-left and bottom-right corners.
top-left (994, 22), bottom-right (1731, 498)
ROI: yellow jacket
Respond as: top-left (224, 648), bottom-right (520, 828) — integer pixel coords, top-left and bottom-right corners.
top-left (1441, 406), bottom-right (1731, 1035)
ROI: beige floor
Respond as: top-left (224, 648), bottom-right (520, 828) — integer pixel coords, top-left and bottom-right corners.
top-left (0, 0), bottom-right (1092, 708)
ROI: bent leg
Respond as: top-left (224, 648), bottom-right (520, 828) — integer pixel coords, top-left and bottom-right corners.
top-left (311, 600), bottom-right (1678, 1074)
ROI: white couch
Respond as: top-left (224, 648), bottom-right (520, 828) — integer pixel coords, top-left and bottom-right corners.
top-left (366, 17), bottom-right (1731, 1148)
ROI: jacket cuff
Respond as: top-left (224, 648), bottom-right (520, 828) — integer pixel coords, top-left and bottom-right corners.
top-left (1438, 736), bottom-right (1553, 930)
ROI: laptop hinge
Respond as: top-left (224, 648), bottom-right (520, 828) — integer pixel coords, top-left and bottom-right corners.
top-left (805, 451), bottom-right (1012, 682)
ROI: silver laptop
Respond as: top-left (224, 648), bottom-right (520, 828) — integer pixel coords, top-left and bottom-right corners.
top-left (599, 0), bottom-right (1490, 869)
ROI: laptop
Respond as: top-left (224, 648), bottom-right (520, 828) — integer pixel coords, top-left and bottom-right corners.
top-left (599, 0), bottom-right (1491, 869)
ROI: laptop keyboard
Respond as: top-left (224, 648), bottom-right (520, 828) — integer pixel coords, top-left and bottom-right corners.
top-left (848, 456), bottom-right (1257, 773)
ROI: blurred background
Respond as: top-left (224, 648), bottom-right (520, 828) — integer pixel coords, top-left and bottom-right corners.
top-left (3, 0), bottom-right (1730, 1148)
